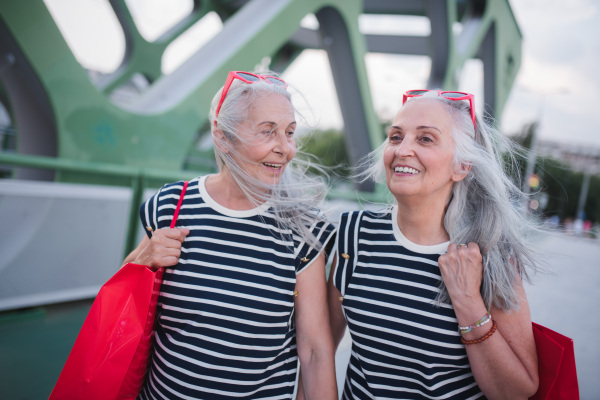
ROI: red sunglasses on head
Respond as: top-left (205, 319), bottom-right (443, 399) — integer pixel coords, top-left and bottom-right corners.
top-left (402, 89), bottom-right (477, 135)
top-left (214, 71), bottom-right (287, 122)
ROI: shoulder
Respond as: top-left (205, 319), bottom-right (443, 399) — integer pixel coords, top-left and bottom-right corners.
top-left (338, 208), bottom-right (391, 229)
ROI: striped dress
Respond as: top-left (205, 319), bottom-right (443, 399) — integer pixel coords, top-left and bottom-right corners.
top-left (137, 176), bottom-right (335, 400)
top-left (333, 208), bottom-right (486, 399)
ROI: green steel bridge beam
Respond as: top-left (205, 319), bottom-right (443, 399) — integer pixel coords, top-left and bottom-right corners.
top-left (0, 0), bottom-right (521, 189)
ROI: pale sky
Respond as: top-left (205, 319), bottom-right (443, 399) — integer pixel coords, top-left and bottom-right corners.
top-left (44, 0), bottom-right (600, 147)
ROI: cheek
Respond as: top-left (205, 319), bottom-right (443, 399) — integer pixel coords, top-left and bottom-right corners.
top-left (288, 141), bottom-right (297, 159)
top-left (383, 145), bottom-right (395, 165)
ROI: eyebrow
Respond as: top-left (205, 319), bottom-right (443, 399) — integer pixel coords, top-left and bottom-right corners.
top-left (389, 125), bottom-right (442, 134)
top-left (258, 121), bottom-right (297, 127)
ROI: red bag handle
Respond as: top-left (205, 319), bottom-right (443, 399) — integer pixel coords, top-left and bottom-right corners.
top-left (170, 181), bottom-right (189, 229)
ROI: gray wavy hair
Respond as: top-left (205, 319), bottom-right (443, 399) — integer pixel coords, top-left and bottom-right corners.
top-left (362, 91), bottom-right (539, 311)
top-left (209, 71), bottom-right (329, 251)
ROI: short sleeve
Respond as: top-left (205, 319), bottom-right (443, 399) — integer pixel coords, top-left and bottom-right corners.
top-left (333, 211), bottom-right (363, 296)
top-left (295, 213), bottom-right (336, 275)
top-left (139, 181), bottom-right (187, 239)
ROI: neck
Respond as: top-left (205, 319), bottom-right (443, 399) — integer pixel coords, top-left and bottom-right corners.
top-left (395, 195), bottom-right (450, 246)
top-left (205, 169), bottom-right (260, 210)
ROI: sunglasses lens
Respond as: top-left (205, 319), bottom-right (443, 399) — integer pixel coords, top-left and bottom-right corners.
top-left (407, 90), bottom-right (429, 96)
top-left (264, 77), bottom-right (286, 86)
top-left (442, 92), bottom-right (466, 99)
top-left (237, 72), bottom-right (260, 82)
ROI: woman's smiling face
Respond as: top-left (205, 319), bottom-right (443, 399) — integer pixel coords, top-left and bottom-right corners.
top-left (384, 98), bottom-right (466, 203)
top-left (231, 92), bottom-right (297, 186)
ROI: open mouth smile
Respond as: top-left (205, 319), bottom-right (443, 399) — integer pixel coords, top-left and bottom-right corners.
top-left (263, 162), bottom-right (284, 171)
top-left (394, 166), bottom-right (419, 174)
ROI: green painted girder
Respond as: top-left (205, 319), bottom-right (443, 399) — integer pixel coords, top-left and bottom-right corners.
top-left (0, 0), bottom-right (522, 191)
top-left (98, 0), bottom-right (210, 94)
top-left (0, 0), bottom-right (379, 186)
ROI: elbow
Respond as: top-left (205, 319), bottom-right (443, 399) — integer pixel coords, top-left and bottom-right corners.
top-left (297, 341), bottom-right (334, 368)
top-left (524, 372), bottom-right (539, 398)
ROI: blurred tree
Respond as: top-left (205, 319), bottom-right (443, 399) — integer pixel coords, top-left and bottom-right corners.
top-left (510, 122), bottom-right (600, 223)
top-left (298, 128), bottom-right (351, 181)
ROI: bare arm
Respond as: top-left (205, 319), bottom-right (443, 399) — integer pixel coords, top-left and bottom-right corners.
top-left (327, 255), bottom-right (348, 349)
top-left (122, 228), bottom-right (189, 269)
top-left (294, 253), bottom-right (338, 400)
top-left (438, 243), bottom-right (538, 400)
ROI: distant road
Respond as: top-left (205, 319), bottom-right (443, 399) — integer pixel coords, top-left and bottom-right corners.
top-left (525, 232), bottom-right (600, 400)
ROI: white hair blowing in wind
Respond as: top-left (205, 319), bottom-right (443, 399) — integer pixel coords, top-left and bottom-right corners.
top-left (359, 91), bottom-right (542, 311)
top-left (209, 72), bottom-right (330, 251)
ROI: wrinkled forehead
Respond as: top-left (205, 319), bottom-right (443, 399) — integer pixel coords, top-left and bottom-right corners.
top-left (393, 97), bottom-right (452, 124)
top-left (246, 93), bottom-right (296, 124)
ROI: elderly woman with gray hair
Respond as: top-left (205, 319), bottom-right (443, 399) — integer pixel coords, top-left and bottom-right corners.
top-left (328, 90), bottom-right (539, 399)
top-left (124, 71), bottom-right (337, 399)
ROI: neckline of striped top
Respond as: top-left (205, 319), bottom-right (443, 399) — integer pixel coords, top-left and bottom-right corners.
top-left (198, 175), bottom-right (271, 218)
top-left (391, 205), bottom-right (450, 254)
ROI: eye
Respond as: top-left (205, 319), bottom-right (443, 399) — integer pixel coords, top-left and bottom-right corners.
top-left (389, 133), bottom-right (402, 143)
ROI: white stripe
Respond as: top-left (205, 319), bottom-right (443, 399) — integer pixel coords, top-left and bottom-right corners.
top-left (162, 324), bottom-right (292, 352)
top-left (160, 292), bottom-right (290, 318)
top-left (160, 304), bottom-right (288, 328)
top-left (180, 211), bottom-right (293, 236)
top-left (154, 335), bottom-right (296, 380)
top-left (348, 362), bottom-right (375, 399)
top-left (360, 227), bottom-right (395, 235)
top-left (160, 315), bottom-right (287, 340)
top-left (171, 269), bottom-right (292, 296)
top-left (358, 248), bottom-right (441, 267)
top-left (347, 314), bottom-right (463, 349)
top-left (349, 276), bottom-right (445, 304)
top-left (159, 329), bottom-right (295, 363)
top-left (355, 260), bottom-right (442, 281)
top-left (161, 280), bottom-right (293, 308)
top-left (180, 247), bottom-right (295, 273)
top-left (361, 213), bottom-right (392, 223)
top-left (350, 347), bottom-right (467, 380)
top-left (350, 329), bottom-right (467, 362)
top-left (178, 258), bottom-right (295, 284)
top-left (182, 236), bottom-right (294, 259)
top-left (345, 292), bottom-right (457, 323)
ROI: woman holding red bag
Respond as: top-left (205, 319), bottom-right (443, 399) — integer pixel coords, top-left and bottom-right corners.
top-left (328, 90), bottom-right (541, 399)
top-left (124, 71), bottom-right (337, 399)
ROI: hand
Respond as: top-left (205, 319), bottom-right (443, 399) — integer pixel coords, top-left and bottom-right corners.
top-left (134, 228), bottom-right (189, 268)
top-left (438, 242), bottom-right (483, 306)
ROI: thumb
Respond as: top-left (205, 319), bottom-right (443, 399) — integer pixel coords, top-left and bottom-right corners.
top-left (163, 227), bottom-right (190, 241)
top-left (174, 227), bottom-right (190, 237)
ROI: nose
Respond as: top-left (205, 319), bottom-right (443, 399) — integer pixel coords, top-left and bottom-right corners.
top-left (273, 131), bottom-right (295, 157)
top-left (395, 136), bottom-right (415, 157)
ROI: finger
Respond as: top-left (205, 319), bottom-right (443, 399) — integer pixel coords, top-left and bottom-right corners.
top-left (161, 236), bottom-right (186, 250)
top-left (146, 248), bottom-right (182, 268)
top-left (467, 242), bottom-right (480, 252)
top-left (156, 228), bottom-right (189, 242)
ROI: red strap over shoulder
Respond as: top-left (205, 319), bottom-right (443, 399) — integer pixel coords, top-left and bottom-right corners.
top-left (170, 181), bottom-right (189, 229)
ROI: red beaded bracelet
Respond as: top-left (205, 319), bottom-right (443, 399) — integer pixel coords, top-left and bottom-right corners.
top-left (461, 320), bottom-right (497, 345)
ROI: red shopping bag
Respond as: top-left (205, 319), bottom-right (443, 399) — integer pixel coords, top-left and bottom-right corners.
top-left (529, 322), bottom-right (579, 400)
top-left (49, 181), bottom-right (188, 400)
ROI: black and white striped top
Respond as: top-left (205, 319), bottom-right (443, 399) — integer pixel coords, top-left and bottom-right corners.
top-left (137, 176), bottom-right (335, 400)
top-left (333, 208), bottom-right (485, 399)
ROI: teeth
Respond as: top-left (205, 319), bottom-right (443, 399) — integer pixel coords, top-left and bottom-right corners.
top-left (394, 166), bottom-right (419, 174)
top-left (264, 163), bottom-right (282, 169)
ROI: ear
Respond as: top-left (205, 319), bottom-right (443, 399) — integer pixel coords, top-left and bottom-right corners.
top-left (451, 163), bottom-right (471, 182)
top-left (212, 128), bottom-right (230, 154)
